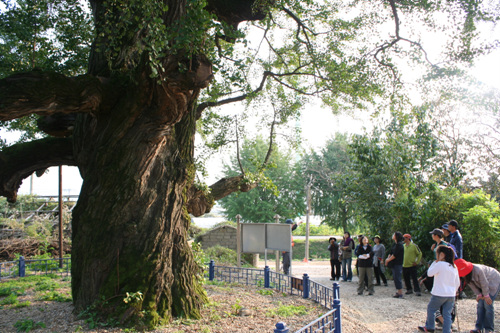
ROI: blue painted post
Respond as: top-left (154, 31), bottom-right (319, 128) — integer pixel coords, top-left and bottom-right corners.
top-left (209, 260), bottom-right (215, 281)
top-left (274, 322), bottom-right (289, 333)
top-left (333, 299), bottom-right (342, 332)
top-left (19, 256), bottom-right (26, 277)
top-left (333, 282), bottom-right (340, 300)
top-left (302, 273), bottom-right (309, 299)
top-left (264, 266), bottom-right (270, 288)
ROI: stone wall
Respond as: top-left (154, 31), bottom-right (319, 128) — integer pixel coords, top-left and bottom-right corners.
top-left (199, 225), bottom-right (237, 251)
top-left (199, 225), bottom-right (258, 266)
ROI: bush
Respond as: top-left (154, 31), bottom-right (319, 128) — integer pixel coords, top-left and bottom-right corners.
top-left (204, 245), bottom-right (239, 266)
top-left (461, 203), bottom-right (500, 268)
top-left (293, 223), bottom-right (338, 236)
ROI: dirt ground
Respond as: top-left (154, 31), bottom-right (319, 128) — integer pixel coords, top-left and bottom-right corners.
top-left (274, 259), bottom-right (500, 333)
top-left (1, 260), bottom-right (498, 332)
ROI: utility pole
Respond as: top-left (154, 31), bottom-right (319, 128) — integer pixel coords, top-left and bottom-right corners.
top-left (58, 166), bottom-right (64, 268)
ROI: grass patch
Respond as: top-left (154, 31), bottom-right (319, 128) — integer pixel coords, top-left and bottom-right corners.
top-left (13, 319), bottom-right (46, 332)
top-left (34, 279), bottom-right (61, 292)
top-left (36, 291), bottom-right (72, 302)
top-left (14, 300), bottom-right (32, 308)
top-left (0, 293), bottom-right (19, 306)
top-left (257, 288), bottom-right (274, 296)
top-left (266, 303), bottom-right (309, 317)
top-left (0, 285), bottom-right (26, 297)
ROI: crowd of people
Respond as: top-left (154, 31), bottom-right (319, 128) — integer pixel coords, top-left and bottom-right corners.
top-left (327, 220), bottom-right (500, 333)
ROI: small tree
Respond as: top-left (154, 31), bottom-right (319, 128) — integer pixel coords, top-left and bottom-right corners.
top-left (219, 137), bottom-right (306, 222)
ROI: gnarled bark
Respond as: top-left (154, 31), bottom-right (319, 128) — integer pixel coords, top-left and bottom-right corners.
top-left (0, 137), bottom-right (75, 202)
top-left (0, 0), bottom-right (269, 328)
top-left (0, 72), bottom-right (103, 121)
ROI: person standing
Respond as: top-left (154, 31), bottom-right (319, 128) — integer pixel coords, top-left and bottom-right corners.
top-left (328, 237), bottom-right (341, 281)
top-left (282, 219), bottom-right (299, 275)
top-left (340, 232), bottom-right (355, 282)
top-left (447, 220), bottom-right (463, 259)
top-left (442, 224), bottom-right (451, 242)
top-left (372, 235), bottom-right (388, 286)
top-left (427, 228), bottom-right (458, 328)
top-left (418, 245), bottom-right (460, 333)
top-left (455, 258), bottom-right (500, 333)
top-left (430, 228), bottom-right (448, 253)
top-left (403, 233), bottom-right (423, 296)
top-left (385, 231), bottom-right (405, 298)
top-left (354, 235), bottom-right (368, 287)
top-left (355, 236), bottom-right (375, 295)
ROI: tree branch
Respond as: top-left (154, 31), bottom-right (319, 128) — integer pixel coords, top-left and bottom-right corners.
top-left (0, 137), bottom-right (76, 202)
top-left (0, 71), bottom-right (103, 121)
top-left (196, 70), bottom-right (272, 117)
top-left (235, 117), bottom-right (245, 175)
top-left (186, 175), bottom-right (258, 216)
top-left (368, 0), bottom-right (435, 80)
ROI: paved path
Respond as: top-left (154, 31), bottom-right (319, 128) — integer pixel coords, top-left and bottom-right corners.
top-left (257, 259), bottom-right (498, 333)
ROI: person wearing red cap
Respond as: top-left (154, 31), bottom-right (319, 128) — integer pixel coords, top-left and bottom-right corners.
top-left (403, 233), bottom-right (422, 296)
top-left (455, 258), bottom-right (500, 333)
top-left (418, 245), bottom-right (460, 333)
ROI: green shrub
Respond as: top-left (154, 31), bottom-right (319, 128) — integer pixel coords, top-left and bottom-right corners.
top-left (294, 224), bottom-right (339, 236)
top-left (204, 245), bottom-right (239, 266)
top-left (461, 201), bottom-right (500, 268)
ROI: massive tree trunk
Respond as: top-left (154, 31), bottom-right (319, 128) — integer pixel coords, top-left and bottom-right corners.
top-left (70, 76), bottom-right (206, 326)
top-left (0, 0), bottom-right (267, 328)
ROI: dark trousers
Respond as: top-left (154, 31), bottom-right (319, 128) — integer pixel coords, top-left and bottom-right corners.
top-left (282, 252), bottom-right (291, 275)
top-left (403, 266), bottom-right (421, 292)
top-left (373, 264), bottom-right (387, 285)
top-left (330, 259), bottom-right (341, 279)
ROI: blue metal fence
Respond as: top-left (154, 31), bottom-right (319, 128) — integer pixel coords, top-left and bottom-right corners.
top-left (0, 256), bottom-right (70, 280)
top-left (208, 260), bottom-right (342, 333)
top-left (1, 257), bottom-right (341, 332)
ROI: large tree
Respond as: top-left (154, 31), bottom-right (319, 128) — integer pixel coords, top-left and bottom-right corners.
top-left (1, 0), bottom-right (498, 327)
top-left (302, 133), bottom-right (359, 231)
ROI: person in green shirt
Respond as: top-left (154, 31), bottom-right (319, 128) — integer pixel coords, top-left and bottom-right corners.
top-left (403, 233), bottom-right (422, 296)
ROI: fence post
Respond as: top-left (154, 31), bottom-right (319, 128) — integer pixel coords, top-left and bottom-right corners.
top-left (209, 260), bottom-right (215, 281)
top-left (264, 265), bottom-right (270, 288)
top-left (333, 282), bottom-right (340, 300)
top-left (274, 322), bottom-right (289, 333)
top-left (302, 273), bottom-right (309, 299)
top-left (333, 299), bottom-right (341, 333)
top-left (19, 256), bottom-right (26, 277)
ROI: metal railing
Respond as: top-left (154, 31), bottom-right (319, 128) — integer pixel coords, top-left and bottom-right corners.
top-left (1, 257), bottom-right (341, 332)
top-left (207, 260), bottom-right (341, 333)
top-left (0, 256), bottom-right (70, 280)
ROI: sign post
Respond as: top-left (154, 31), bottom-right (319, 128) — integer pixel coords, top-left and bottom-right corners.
top-left (274, 214), bottom-right (280, 272)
